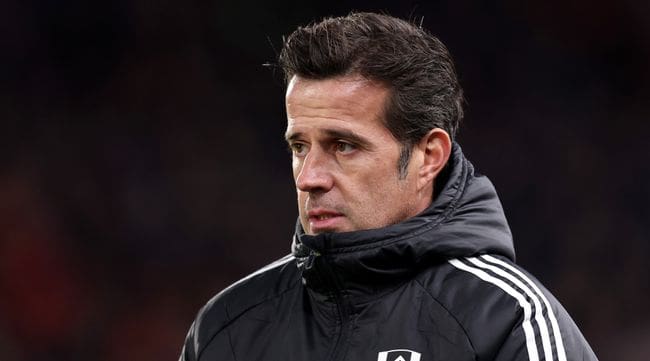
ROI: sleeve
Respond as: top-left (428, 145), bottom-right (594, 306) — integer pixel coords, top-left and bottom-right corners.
top-left (491, 320), bottom-right (539, 361)
top-left (178, 320), bottom-right (197, 361)
top-left (178, 301), bottom-right (238, 361)
top-left (447, 256), bottom-right (598, 361)
top-left (492, 304), bottom-right (598, 361)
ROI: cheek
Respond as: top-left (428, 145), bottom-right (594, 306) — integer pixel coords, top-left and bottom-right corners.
top-left (296, 190), bottom-right (306, 206)
top-left (366, 171), bottom-right (413, 211)
top-left (292, 160), bottom-right (301, 180)
top-left (353, 168), bottom-right (401, 207)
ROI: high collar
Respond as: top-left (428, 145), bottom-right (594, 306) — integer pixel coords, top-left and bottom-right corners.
top-left (291, 143), bottom-right (515, 301)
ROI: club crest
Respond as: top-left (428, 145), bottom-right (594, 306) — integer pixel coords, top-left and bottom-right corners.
top-left (377, 349), bottom-right (421, 361)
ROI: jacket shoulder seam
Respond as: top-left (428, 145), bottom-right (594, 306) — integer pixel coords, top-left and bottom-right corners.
top-left (225, 323), bottom-right (238, 361)
top-left (196, 279), bottom-right (301, 359)
top-left (194, 255), bottom-right (300, 358)
top-left (413, 278), bottom-right (478, 357)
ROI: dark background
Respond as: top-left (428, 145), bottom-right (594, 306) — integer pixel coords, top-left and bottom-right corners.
top-left (1, 1), bottom-right (648, 360)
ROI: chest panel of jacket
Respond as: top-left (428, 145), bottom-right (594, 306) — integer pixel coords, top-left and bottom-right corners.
top-left (216, 281), bottom-right (474, 361)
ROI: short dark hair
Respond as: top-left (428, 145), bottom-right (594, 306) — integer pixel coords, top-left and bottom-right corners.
top-left (279, 12), bottom-right (464, 177)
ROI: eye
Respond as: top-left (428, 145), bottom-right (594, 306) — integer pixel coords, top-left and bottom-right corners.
top-left (335, 141), bottom-right (356, 154)
top-left (288, 142), bottom-right (308, 157)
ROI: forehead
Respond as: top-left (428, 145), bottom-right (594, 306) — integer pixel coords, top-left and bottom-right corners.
top-left (285, 75), bottom-right (392, 136)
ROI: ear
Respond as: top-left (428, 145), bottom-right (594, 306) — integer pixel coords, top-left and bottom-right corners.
top-left (415, 128), bottom-right (452, 191)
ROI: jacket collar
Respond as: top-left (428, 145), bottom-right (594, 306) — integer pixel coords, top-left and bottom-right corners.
top-left (291, 143), bottom-right (515, 300)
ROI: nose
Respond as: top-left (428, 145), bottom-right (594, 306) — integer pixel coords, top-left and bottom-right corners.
top-left (295, 150), bottom-right (334, 193)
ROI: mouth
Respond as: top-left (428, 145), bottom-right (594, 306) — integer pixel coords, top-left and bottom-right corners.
top-left (313, 214), bottom-right (337, 221)
top-left (306, 209), bottom-right (344, 233)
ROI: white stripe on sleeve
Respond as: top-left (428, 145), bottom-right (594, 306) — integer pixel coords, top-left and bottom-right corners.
top-left (448, 259), bottom-right (540, 361)
top-left (480, 255), bottom-right (567, 361)
top-left (467, 257), bottom-right (554, 361)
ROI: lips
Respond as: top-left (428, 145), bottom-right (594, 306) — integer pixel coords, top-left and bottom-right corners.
top-left (307, 208), bottom-right (343, 219)
top-left (313, 214), bottom-right (337, 220)
top-left (306, 208), bottom-right (344, 233)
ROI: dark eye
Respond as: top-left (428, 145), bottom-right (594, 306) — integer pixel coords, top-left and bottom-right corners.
top-left (335, 142), bottom-right (355, 154)
top-left (289, 143), bottom-right (308, 157)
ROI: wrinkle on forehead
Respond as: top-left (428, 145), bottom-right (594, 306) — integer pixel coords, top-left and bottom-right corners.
top-left (285, 75), bottom-right (389, 125)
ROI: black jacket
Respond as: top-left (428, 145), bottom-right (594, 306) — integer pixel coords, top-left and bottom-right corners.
top-left (180, 144), bottom-right (597, 361)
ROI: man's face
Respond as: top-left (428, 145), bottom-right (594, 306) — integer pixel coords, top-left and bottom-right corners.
top-left (285, 75), bottom-right (429, 235)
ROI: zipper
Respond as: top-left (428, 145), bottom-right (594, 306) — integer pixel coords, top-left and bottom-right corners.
top-left (312, 254), bottom-right (354, 361)
top-left (303, 249), bottom-right (319, 270)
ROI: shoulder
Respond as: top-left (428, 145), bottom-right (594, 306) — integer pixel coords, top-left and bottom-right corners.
top-left (417, 255), bottom-right (596, 360)
top-left (183, 254), bottom-right (301, 359)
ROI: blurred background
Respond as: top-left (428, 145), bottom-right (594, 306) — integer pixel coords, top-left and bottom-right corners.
top-left (1, 0), bottom-right (648, 360)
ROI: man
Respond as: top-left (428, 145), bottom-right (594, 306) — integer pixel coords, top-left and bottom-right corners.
top-left (180, 12), bottom-right (597, 361)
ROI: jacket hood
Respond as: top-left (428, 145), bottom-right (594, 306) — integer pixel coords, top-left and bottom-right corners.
top-left (291, 143), bottom-right (515, 298)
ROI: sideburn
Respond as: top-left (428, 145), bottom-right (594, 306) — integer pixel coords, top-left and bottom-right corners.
top-left (397, 145), bottom-right (412, 180)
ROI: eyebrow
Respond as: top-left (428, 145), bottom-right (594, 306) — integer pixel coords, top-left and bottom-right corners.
top-left (285, 128), bottom-right (374, 149)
